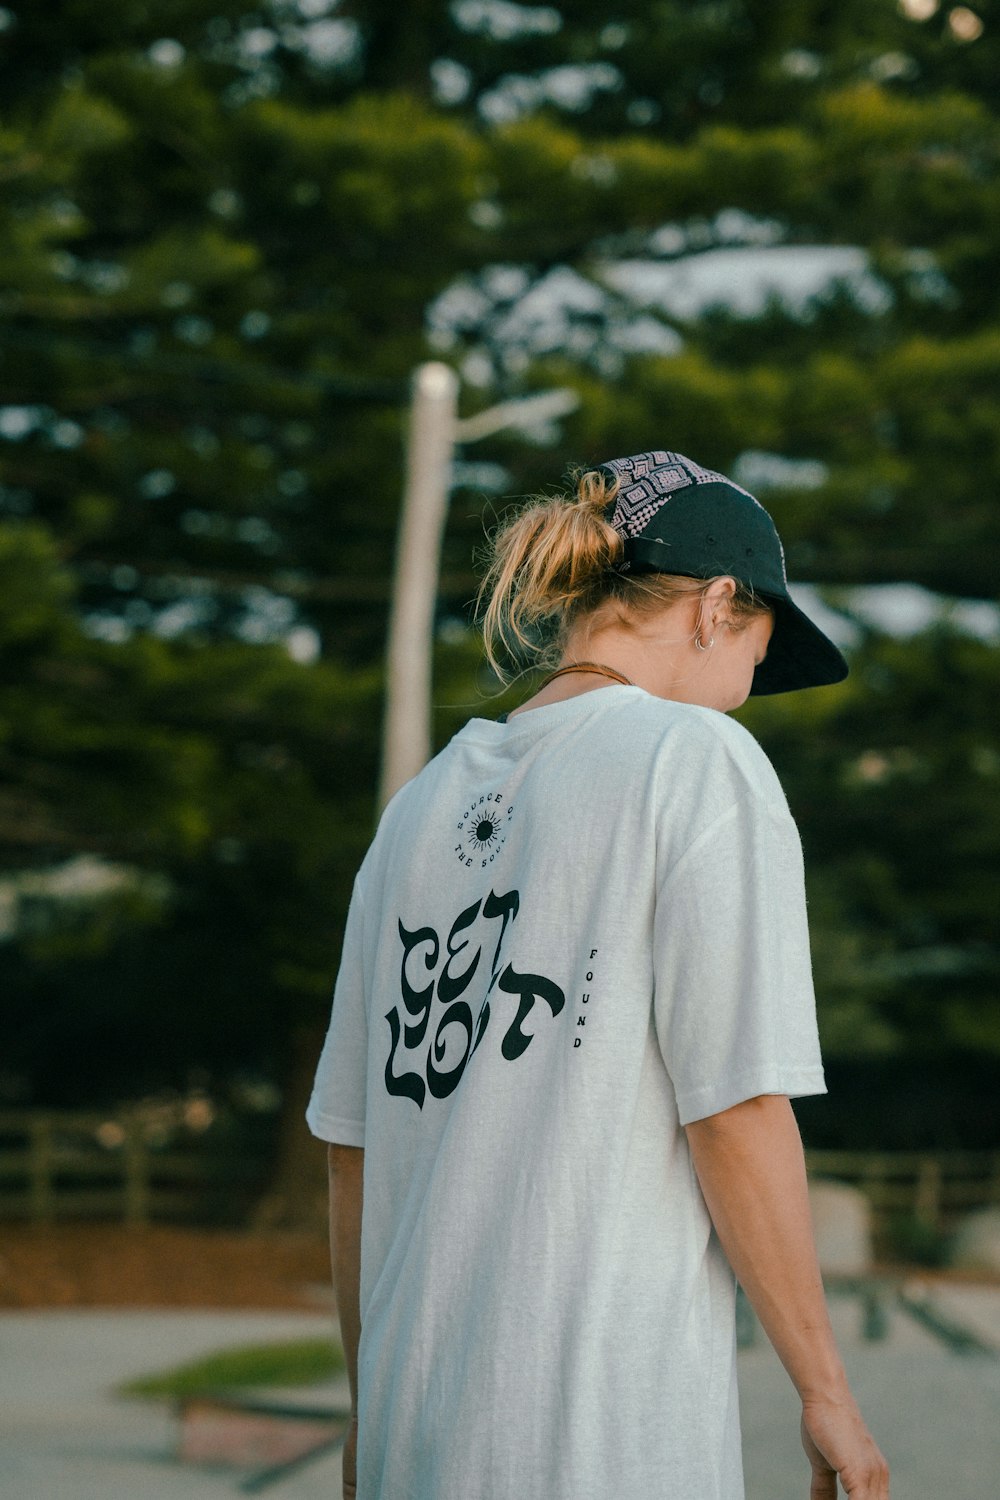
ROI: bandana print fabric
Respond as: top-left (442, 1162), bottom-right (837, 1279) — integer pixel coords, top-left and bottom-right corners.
top-left (604, 450), bottom-right (757, 539)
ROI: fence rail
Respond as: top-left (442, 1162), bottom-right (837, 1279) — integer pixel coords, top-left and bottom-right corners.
top-left (0, 1110), bottom-right (269, 1226)
top-left (0, 1111), bottom-right (998, 1237)
top-left (805, 1147), bottom-right (1000, 1253)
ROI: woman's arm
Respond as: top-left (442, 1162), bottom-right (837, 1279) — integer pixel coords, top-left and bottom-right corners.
top-left (328, 1143), bottom-right (364, 1500)
top-left (685, 1095), bottom-right (889, 1499)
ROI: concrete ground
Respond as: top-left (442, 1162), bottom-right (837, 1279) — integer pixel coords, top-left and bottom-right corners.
top-left (1, 1288), bottom-right (998, 1499)
top-left (0, 1310), bottom-right (349, 1500)
top-left (739, 1287), bottom-right (1000, 1500)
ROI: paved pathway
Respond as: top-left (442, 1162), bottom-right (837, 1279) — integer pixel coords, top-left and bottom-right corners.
top-left (0, 1310), bottom-right (346, 1500)
top-left (740, 1291), bottom-right (1000, 1500)
top-left (2, 1290), bottom-right (998, 1498)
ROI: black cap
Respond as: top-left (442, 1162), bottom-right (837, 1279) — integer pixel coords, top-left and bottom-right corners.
top-left (600, 450), bottom-right (848, 696)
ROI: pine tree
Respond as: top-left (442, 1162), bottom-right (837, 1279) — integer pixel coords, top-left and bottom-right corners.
top-left (1, 2), bottom-right (997, 1189)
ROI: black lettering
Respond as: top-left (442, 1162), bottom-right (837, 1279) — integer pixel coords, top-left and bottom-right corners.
top-left (398, 920), bottom-right (439, 1048)
top-left (471, 999), bottom-right (490, 1055)
top-left (577, 1015), bottom-right (586, 1026)
top-left (426, 1000), bottom-right (474, 1098)
top-left (574, 1037), bottom-right (582, 1048)
top-left (384, 1006), bottom-right (426, 1108)
top-left (388, 887), bottom-right (566, 1105)
top-left (483, 888), bottom-right (519, 976)
top-left (497, 963), bottom-right (566, 1061)
top-left (471, 967), bottom-right (503, 1059)
top-left (589, 948), bottom-right (598, 959)
top-left (438, 899), bottom-right (482, 1003)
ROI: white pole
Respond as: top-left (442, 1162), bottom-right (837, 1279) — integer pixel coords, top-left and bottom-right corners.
top-left (378, 362), bottom-right (459, 813)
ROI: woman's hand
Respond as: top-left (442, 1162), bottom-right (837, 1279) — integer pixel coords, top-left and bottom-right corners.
top-left (685, 1096), bottom-right (888, 1497)
top-left (801, 1394), bottom-right (889, 1498)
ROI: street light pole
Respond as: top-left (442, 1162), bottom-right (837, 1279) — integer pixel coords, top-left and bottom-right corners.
top-left (378, 362), bottom-right (459, 812)
top-left (378, 365), bottom-right (579, 816)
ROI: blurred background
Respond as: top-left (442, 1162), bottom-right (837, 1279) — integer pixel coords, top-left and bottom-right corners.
top-left (0, 0), bottom-right (998, 1292)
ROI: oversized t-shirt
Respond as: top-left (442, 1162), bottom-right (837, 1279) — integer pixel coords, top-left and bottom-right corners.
top-left (307, 686), bottom-right (826, 1500)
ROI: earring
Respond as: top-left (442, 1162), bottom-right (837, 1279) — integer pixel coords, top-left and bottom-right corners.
top-left (694, 633), bottom-right (715, 652)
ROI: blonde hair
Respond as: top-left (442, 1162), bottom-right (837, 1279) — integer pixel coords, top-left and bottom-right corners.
top-left (477, 469), bottom-right (767, 681)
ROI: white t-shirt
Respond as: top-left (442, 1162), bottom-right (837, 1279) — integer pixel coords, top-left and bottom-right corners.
top-left (307, 686), bottom-right (825, 1500)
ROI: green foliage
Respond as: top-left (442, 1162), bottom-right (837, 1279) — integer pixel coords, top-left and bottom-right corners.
top-left (121, 1336), bottom-right (345, 1399)
top-left (740, 625), bottom-right (1000, 1074)
top-left (0, 0), bottom-right (996, 1146)
top-left (886, 1215), bottom-right (950, 1268)
top-left (0, 523), bottom-right (73, 650)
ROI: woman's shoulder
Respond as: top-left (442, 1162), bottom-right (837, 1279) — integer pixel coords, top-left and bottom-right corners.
top-left (616, 691), bottom-right (759, 752)
top-left (626, 695), bottom-right (788, 810)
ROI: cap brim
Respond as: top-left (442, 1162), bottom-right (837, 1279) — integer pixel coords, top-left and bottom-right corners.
top-left (750, 593), bottom-right (849, 696)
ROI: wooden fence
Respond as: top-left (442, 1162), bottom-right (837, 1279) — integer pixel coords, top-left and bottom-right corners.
top-left (1, 1110), bottom-right (998, 1241)
top-left (0, 1110), bottom-right (270, 1226)
top-left (806, 1148), bottom-right (1000, 1252)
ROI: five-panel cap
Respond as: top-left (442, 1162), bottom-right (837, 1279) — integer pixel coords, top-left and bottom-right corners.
top-left (600, 450), bottom-right (848, 695)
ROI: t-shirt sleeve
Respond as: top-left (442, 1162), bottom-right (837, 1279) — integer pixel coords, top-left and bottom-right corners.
top-left (652, 791), bottom-right (826, 1127)
top-left (306, 874), bottom-right (369, 1147)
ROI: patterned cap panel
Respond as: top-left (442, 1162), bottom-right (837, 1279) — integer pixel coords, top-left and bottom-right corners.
top-left (597, 450), bottom-right (843, 692)
top-left (603, 450), bottom-right (756, 539)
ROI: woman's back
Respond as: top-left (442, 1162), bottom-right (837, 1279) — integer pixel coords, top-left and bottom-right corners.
top-left (311, 450), bottom-right (887, 1500)
top-left (309, 687), bottom-right (824, 1499)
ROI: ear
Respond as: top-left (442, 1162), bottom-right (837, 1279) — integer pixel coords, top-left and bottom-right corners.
top-left (703, 576), bottom-right (737, 623)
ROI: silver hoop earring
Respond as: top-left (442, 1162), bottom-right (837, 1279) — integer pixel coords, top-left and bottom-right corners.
top-left (694, 634), bottom-right (715, 652)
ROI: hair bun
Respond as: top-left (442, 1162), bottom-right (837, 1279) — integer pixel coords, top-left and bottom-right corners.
top-left (477, 472), bottom-right (622, 677)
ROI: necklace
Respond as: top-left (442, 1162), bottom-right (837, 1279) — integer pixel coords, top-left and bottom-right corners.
top-left (537, 660), bottom-right (634, 691)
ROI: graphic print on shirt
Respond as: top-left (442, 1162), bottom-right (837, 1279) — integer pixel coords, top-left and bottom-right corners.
top-left (573, 948), bottom-right (598, 1049)
top-left (384, 888), bottom-right (566, 1108)
top-left (454, 790), bottom-right (514, 869)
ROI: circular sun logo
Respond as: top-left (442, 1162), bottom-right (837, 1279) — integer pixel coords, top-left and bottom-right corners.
top-left (469, 815), bottom-right (501, 853)
top-left (455, 792), bottom-right (514, 869)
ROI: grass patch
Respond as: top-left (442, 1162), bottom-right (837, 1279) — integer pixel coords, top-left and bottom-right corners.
top-left (120, 1337), bottom-right (345, 1399)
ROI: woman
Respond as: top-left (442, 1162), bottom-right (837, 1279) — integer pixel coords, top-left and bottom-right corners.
top-left (308, 450), bottom-right (889, 1499)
